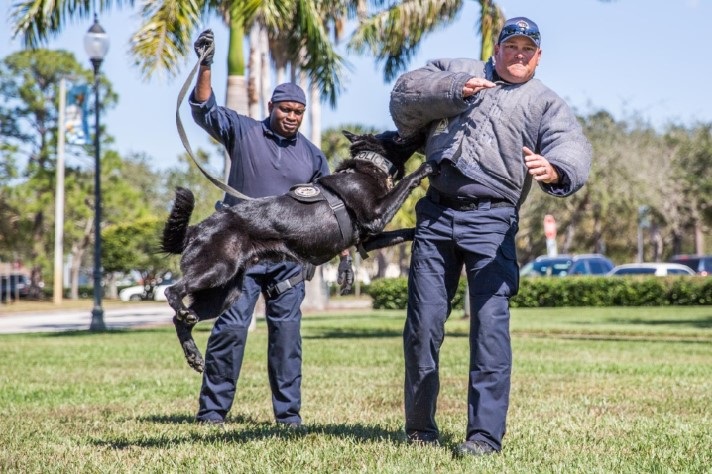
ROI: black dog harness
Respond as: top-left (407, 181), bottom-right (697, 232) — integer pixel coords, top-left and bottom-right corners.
top-left (264, 151), bottom-right (398, 298)
top-left (287, 184), bottom-right (354, 243)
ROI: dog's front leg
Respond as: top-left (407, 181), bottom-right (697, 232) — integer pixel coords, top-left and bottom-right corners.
top-left (361, 228), bottom-right (416, 252)
top-left (363, 161), bottom-right (438, 234)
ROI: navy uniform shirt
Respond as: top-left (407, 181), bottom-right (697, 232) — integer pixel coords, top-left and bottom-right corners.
top-left (190, 91), bottom-right (330, 205)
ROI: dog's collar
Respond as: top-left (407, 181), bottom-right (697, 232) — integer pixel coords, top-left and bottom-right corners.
top-left (353, 151), bottom-right (396, 176)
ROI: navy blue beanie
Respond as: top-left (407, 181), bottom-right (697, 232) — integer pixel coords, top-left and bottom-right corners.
top-left (271, 83), bottom-right (307, 105)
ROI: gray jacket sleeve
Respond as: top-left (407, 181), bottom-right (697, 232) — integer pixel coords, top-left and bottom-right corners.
top-left (536, 91), bottom-right (592, 197)
top-left (389, 60), bottom-right (475, 138)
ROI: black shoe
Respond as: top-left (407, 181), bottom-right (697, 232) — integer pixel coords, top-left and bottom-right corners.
top-left (454, 439), bottom-right (496, 457)
top-left (278, 421), bottom-right (305, 431)
top-left (406, 431), bottom-right (440, 446)
top-left (196, 417), bottom-right (225, 427)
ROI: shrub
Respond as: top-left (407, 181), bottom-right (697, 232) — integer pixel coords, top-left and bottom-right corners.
top-left (367, 276), bottom-right (712, 309)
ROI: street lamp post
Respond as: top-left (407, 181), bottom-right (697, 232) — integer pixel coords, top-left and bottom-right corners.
top-left (84, 16), bottom-right (110, 331)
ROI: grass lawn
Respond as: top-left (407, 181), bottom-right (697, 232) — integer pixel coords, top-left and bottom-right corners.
top-left (0, 306), bottom-right (710, 473)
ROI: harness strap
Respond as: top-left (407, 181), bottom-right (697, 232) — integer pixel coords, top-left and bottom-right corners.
top-left (176, 44), bottom-right (253, 201)
top-left (319, 185), bottom-right (354, 244)
top-left (264, 273), bottom-right (304, 299)
top-left (356, 243), bottom-right (369, 260)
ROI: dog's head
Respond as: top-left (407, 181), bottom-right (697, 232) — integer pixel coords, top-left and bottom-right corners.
top-left (343, 130), bottom-right (425, 180)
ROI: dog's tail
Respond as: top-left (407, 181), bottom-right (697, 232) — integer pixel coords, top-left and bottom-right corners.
top-left (161, 187), bottom-right (195, 255)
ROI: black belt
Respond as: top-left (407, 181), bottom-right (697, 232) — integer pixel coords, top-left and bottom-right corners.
top-left (427, 188), bottom-right (513, 211)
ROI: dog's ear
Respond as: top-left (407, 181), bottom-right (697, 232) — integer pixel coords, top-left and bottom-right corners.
top-left (374, 130), bottom-right (426, 165)
top-left (342, 130), bottom-right (358, 143)
top-left (348, 133), bottom-right (386, 157)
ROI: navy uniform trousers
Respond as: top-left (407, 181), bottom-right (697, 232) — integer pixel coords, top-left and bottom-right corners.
top-left (404, 195), bottom-right (519, 451)
top-left (197, 260), bottom-right (304, 425)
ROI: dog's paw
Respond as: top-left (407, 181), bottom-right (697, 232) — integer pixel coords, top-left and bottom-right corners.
top-left (182, 340), bottom-right (205, 373)
top-left (176, 308), bottom-right (198, 325)
top-left (188, 357), bottom-right (205, 373)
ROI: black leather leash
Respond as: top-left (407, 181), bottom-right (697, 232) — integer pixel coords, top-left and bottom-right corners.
top-left (176, 43), bottom-right (253, 201)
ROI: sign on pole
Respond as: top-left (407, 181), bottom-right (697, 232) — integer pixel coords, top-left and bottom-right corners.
top-left (544, 214), bottom-right (558, 256)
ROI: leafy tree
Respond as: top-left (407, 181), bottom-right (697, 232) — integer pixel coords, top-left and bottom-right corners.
top-left (10, 0), bottom-right (347, 176)
top-left (0, 49), bottom-right (111, 280)
top-left (103, 216), bottom-right (179, 298)
top-left (163, 148), bottom-right (226, 223)
top-left (0, 48), bottom-right (177, 298)
top-left (666, 123), bottom-right (712, 254)
top-left (517, 110), bottom-right (693, 265)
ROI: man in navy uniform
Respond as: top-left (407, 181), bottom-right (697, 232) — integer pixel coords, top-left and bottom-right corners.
top-left (389, 17), bottom-right (592, 455)
top-left (189, 29), bottom-right (349, 428)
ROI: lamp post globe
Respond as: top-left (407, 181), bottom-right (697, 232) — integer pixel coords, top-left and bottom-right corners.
top-left (85, 16), bottom-right (109, 331)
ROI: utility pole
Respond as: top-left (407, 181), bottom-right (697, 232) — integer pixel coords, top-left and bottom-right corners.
top-left (54, 78), bottom-right (66, 305)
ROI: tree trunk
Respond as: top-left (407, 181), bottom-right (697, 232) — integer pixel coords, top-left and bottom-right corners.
top-left (375, 250), bottom-right (387, 279)
top-left (309, 82), bottom-right (321, 147)
top-left (68, 218), bottom-right (93, 300)
top-left (260, 27), bottom-right (270, 118)
top-left (247, 23), bottom-right (261, 119)
top-left (224, 19), bottom-right (247, 180)
top-left (695, 220), bottom-right (705, 254)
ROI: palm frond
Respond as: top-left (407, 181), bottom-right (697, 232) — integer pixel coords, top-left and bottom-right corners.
top-left (128, 0), bottom-right (204, 79)
top-left (478, 0), bottom-right (504, 60)
top-left (265, 0), bottom-right (346, 106)
top-left (348, 0), bottom-right (463, 81)
top-left (11, 0), bottom-right (98, 48)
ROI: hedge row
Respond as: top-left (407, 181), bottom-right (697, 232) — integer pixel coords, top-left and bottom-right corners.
top-left (367, 276), bottom-right (712, 309)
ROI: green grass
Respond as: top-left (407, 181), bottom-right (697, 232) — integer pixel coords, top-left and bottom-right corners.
top-left (1, 306), bottom-right (711, 473)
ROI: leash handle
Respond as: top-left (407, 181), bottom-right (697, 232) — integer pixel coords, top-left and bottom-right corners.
top-left (175, 46), bottom-right (253, 201)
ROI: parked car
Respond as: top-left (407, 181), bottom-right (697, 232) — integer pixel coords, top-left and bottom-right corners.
top-left (668, 254), bottom-right (712, 276)
top-left (606, 263), bottom-right (695, 276)
top-left (520, 254), bottom-right (614, 277)
top-left (119, 278), bottom-right (175, 302)
top-left (1, 273), bottom-right (30, 301)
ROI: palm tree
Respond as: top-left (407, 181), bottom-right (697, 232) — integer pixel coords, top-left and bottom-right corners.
top-left (348, 0), bottom-right (503, 79)
top-left (10, 0), bottom-right (347, 172)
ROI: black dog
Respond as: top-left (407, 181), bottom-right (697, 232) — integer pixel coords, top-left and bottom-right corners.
top-left (161, 131), bottom-right (432, 372)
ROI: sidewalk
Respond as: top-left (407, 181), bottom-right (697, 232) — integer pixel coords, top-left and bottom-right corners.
top-left (0, 297), bottom-right (372, 334)
top-left (0, 303), bottom-right (174, 334)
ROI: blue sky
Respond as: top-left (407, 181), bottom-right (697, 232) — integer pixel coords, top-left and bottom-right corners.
top-left (1, 0), bottom-right (708, 172)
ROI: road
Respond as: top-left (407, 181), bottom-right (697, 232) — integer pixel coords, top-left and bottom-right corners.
top-left (0, 304), bottom-right (174, 334)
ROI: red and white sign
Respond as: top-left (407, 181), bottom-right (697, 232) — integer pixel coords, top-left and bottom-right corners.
top-left (544, 214), bottom-right (557, 240)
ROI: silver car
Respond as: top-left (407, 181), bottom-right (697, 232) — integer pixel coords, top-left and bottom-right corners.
top-left (606, 263), bottom-right (695, 276)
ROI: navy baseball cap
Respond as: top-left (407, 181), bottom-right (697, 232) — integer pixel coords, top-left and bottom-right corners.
top-left (497, 17), bottom-right (541, 47)
top-left (271, 83), bottom-right (306, 105)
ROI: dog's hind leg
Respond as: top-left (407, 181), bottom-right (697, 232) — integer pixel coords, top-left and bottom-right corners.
top-left (173, 316), bottom-right (205, 373)
top-left (165, 282), bottom-right (197, 324)
top-left (165, 284), bottom-right (205, 372)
